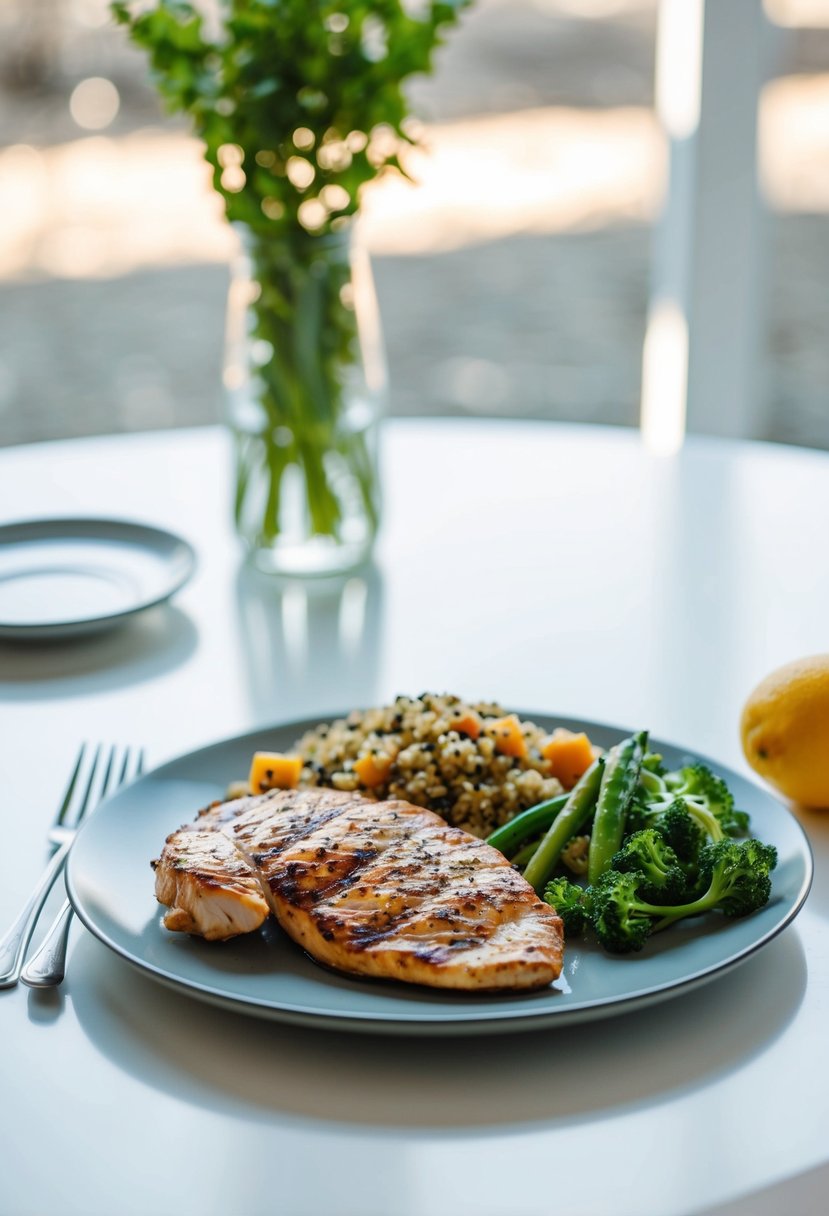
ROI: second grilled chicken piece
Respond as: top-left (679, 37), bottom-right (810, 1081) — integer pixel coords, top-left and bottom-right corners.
top-left (153, 824), bottom-right (270, 940)
top-left (156, 786), bottom-right (564, 991)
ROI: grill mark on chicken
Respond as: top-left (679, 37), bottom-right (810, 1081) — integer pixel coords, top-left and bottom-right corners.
top-left (155, 787), bottom-right (564, 990)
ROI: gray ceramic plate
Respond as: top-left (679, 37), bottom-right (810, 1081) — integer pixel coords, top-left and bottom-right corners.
top-left (66, 715), bottom-right (813, 1036)
top-left (0, 518), bottom-right (196, 639)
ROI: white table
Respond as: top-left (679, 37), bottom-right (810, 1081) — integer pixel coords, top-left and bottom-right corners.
top-left (1, 420), bottom-right (827, 1216)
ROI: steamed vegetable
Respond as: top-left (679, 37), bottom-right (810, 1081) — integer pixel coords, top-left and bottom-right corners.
top-left (590, 838), bottom-right (777, 953)
top-left (486, 714), bottom-right (529, 759)
top-left (609, 828), bottom-right (688, 903)
top-left (492, 732), bottom-right (777, 958)
top-left (354, 752), bottom-right (394, 788)
top-left (543, 876), bottom-right (592, 935)
top-left (541, 729), bottom-right (595, 789)
top-left (586, 731), bottom-right (648, 885)
top-left (485, 794), bottom-right (570, 859)
top-left (629, 759), bottom-right (750, 841)
top-left (522, 757), bottom-right (605, 893)
top-left (249, 751), bottom-right (303, 793)
top-left (449, 711), bottom-right (482, 740)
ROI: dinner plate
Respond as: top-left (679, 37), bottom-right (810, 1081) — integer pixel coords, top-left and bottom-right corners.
top-left (66, 714), bottom-right (813, 1036)
top-left (0, 518), bottom-right (196, 640)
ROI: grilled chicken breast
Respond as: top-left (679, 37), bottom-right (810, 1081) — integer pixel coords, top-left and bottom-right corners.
top-left (155, 787), bottom-right (564, 991)
top-left (153, 825), bottom-right (270, 941)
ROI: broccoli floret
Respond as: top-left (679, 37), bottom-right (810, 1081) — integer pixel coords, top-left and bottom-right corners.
top-left (664, 763), bottom-right (750, 838)
top-left (653, 799), bottom-right (707, 865)
top-left (631, 760), bottom-right (750, 844)
top-left (610, 829), bottom-right (689, 903)
top-left (543, 876), bottom-right (591, 935)
top-left (590, 870), bottom-right (655, 953)
top-left (626, 788), bottom-right (721, 845)
top-left (665, 762), bottom-right (731, 806)
top-left (589, 838), bottom-right (777, 954)
top-left (691, 838), bottom-right (778, 919)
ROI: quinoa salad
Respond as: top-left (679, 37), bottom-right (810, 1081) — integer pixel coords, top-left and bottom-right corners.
top-left (291, 693), bottom-right (570, 839)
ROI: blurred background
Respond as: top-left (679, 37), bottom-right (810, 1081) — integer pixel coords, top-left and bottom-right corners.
top-left (1, 0), bottom-right (828, 449)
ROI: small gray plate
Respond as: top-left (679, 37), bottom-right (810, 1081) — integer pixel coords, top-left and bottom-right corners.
top-left (66, 715), bottom-right (813, 1036)
top-left (0, 518), bottom-right (196, 639)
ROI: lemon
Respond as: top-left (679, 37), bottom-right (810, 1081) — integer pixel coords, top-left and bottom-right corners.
top-left (741, 654), bottom-right (829, 807)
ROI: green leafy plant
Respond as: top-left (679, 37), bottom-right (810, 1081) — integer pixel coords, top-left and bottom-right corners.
top-left (113, 0), bottom-right (469, 558)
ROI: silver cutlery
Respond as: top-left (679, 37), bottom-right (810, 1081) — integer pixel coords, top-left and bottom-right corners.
top-left (0, 744), bottom-right (143, 989)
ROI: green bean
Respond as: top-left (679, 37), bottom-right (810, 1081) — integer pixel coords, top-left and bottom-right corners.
top-left (586, 730), bottom-right (649, 885)
top-left (485, 793), bottom-right (569, 858)
top-left (523, 757), bottom-right (605, 893)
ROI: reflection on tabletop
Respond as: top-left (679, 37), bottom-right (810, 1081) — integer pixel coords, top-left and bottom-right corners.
top-left (235, 562), bottom-right (384, 724)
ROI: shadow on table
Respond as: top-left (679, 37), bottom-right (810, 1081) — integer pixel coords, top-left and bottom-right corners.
top-left (0, 605), bottom-right (198, 700)
top-left (65, 927), bottom-right (807, 1134)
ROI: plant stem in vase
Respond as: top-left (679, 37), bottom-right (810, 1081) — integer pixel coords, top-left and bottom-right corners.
top-left (226, 227), bottom-right (385, 574)
top-left (112, 0), bottom-right (471, 573)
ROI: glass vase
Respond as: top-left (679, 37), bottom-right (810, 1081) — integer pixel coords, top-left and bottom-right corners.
top-left (224, 225), bottom-right (386, 577)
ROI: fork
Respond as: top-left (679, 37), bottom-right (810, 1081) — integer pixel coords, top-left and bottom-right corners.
top-left (0, 744), bottom-right (143, 990)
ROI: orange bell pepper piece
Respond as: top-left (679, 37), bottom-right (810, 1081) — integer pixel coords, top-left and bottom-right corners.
top-left (541, 729), bottom-right (595, 789)
top-left (449, 711), bottom-right (482, 740)
top-left (354, 752), bottom-right (394, 788)
top-left (248, 751), bottom-right (303, 793)
top-left (487, 714), bottom-right (528, 760)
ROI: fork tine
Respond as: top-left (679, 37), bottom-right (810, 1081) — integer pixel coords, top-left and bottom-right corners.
top-left (68, 743), bottom-right (103, 830)
top-left (98, 745), bottom-right (120, 806)
top-left (54, 744), bottom-right (87, 828)
top-left (19, 742), bottom-right (144, 990)
top-left (2, 743), bottom-right (99, 987)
